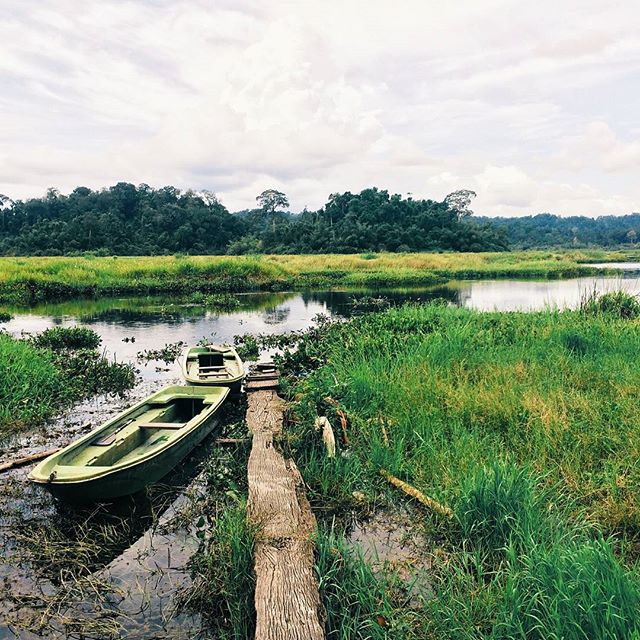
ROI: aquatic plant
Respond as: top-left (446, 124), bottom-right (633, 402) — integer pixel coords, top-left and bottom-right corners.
top-left (580, 288), bottom-right (640, 319)
top-left (30, 325), bottom-right (101, 350)
top-left (137, 340), bottom-right (186, 364)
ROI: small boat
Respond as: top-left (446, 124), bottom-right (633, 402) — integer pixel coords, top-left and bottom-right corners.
top-left (181, 344), bottom-right (244, 391)
top-left (29, 385), bottom-right (229, 502)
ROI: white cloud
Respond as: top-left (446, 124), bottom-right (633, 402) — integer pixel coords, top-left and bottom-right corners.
top-left (0, 0), bottom-right (639, 216)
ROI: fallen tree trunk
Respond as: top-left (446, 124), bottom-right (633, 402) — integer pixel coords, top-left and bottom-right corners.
top-left (246, 389), bottom-right (324, 640)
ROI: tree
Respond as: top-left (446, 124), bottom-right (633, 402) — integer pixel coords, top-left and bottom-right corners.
top-left (627, 229), bottom-right (637, 244)
top-left (256, 189), bottom-right (289, 214)
top-left (444, 189), bottom-right (477, 218)
top-left (0, 194), bottom-right (12, 230)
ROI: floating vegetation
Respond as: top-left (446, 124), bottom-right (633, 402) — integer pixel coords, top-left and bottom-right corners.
top-left (30, 326), bottom-right (102, 350)
top-left (187, 292), bottom-right (241, 310)
top-left (0, 311), bottom-right (12, 323)
top-left (137, 340), bottom-right (186, 364)
top-left (349, 295), bottom-right (391, 313)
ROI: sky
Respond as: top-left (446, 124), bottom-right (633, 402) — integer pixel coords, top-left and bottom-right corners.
top-left (1, 0), bottom-right (640, 217)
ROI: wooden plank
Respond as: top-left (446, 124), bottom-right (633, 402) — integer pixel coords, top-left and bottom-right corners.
top-left (245, 379), bottom-right (280, 391)
top-left (246, 390), bottom-right (324, 640)
top-left (0, 448), bottom-right (61, 473)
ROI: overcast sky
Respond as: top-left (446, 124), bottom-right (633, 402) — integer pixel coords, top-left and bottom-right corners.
top-left (2, 1), bottom-right (639, 216)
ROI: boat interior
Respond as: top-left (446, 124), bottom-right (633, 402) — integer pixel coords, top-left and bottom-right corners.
top-left (61, 397), bottom-right (209, 468)
top-left (187, 349), bottom-right (238, 380)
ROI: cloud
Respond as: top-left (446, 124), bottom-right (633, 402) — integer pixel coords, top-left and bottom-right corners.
top-left (0, 0), bottom-right (639, 217)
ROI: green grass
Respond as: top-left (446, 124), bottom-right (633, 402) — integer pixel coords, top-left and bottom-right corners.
top-left (0, 249), bottom-right (631, 304)
top-left (0, 328), bottom-right (135, 434)
top-left (277, 301), bottom-right (640, 638)
top-left (0, 333), bottom-right (71, 431)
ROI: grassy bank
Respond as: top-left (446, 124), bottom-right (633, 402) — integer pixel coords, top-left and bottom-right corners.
top-left (0, 249), bottom-right (631, 304)
top-left (277, 300), bottom-right (640, 638)
top-left (0, 327), bottom-right (135, 435)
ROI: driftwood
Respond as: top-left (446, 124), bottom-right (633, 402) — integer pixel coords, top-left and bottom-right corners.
top-left (314, 417), bottom-right (336, 458)
top-left (246, 389), bottom-right (324, 640)
top-left (380, 468), bottom-right (453, 519)
top-left (215, 437), bottom-right (249, 444)
top-left (0, 448), bottom-right (60, 473)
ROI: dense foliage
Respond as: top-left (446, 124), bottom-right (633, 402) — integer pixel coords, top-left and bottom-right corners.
top-left (478, 212), bottom-right (640, 248)
top-left (0, 184), bottom-right (507, 255)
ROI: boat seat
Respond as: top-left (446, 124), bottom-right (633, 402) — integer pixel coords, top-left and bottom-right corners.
top-left (199, 365), bottom-right (226, 371)
top-left (138, 422), bottom-right (186, 430)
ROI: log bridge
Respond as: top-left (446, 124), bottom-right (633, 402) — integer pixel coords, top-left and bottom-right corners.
top-left (245, 363), bottom-right (324, 640)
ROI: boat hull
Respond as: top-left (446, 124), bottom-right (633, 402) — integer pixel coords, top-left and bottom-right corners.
top-left (29, 385), bottom-right (229, 503)
top-left (33, 414), bottom-right (221, 502)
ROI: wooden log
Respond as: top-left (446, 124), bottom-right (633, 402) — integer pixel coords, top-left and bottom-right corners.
top-left (380, 468), bottom-right (453, 519)
top-left (246, 389), bottom-right (324, 640)
top-left (0, 448), bottom-right (60, 473)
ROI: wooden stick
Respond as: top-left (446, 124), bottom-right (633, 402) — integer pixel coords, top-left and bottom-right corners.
top-left (215, 437), bottom-right (249, 444)
top-left (380, 468), bottom-right (453, 519)
top-left (0, 448), bottom-right (60, 473)
top-left (314, 416), bottom-right (336, 458)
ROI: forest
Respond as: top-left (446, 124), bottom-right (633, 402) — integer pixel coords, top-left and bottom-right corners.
top-left (0, 184), bottom-right (638, 256)
top-left (0, 184), bottom-right (506, 255)
top-left (477, 212), bottom-right (640, 249)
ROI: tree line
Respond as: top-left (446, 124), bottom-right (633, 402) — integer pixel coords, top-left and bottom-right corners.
top-left (1, 183), bottom-right (637, 255)
top-left (475, 213), bottom-right (640, 249)
top-left (0, 184), bottom-right (508, 255)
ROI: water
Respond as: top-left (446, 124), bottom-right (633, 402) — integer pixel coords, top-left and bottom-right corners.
top-left (1, 268), bottom-right (639, 637)
top-left (3, 274), bottom-right (640, 383)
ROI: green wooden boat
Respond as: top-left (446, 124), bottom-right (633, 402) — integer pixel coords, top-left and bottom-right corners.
top-left (29, 385), bottom-right (229, 502)
top-left (181, 344), bottom-right (244, 391)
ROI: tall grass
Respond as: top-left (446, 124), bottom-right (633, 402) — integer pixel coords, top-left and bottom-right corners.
top-left (0, 333), bottom-right (70, 430)
top-left (0, 328), bottom-right (135, 434)
top-left (0, 249), bottom-right (628, 303)
top-left (279, 301), bottom-right (640, 637)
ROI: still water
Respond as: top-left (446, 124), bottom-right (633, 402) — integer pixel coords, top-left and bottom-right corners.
top-left (3, 274), bottom-right (639, 383)
top-left (1, 270), bottom-right (639, 638)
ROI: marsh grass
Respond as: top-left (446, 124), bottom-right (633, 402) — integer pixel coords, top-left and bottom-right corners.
top-left (0, 249), bottom-right (627, 304)
top-left (315, 525), bottom-right (413, 639)
top-left (277, 301), bottom-right (640, 637)
top-left (0, 327), bottom-right (135, 434)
